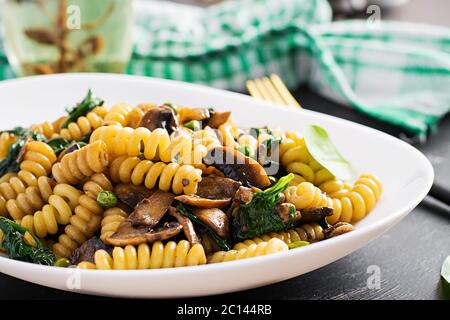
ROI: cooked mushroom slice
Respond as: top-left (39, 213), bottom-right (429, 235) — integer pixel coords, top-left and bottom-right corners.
top-left (275, 203), bottom-right (298, 224)
top-left (196, 176), bottom-right (241, 199)
top-left (131, 190), bottom-right (174, 227)
top-left (178, 107), bottom-right (210, 123)
top-left (139, 105), bottom-right (179, 134)
top-left (193, 208), bottom-right (229, 238)
top-left (228, 186), bottom-right (256, 217)
top-left (114, 184), bottom-right (153, 209)
top-left (168, 207), bottom-right (199, 244)
top-left (324, 222), bottom-right (354, 239)
top-left (208, 111), bottom-right (231, 128)
top-left (203, 146), bottom-right (271, 189)
top-left (175, 194), bottom-right (231, 209)
top-left (69, 236), bottom-right (111, 265)
top-left (106, 220), bottom-right (182, 246)
top-left (299, 207), bottom-right (333, 223)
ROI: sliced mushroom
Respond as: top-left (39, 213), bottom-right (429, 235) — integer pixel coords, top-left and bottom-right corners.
top-left (203, 146), bottom-right (271, 189)
top-left (130, 190), bottom-right (174, 227)
top-left (114, 184), bottom-right (153, 209)
top-left (175, 194), bottom-right (231, 209)
top-left (106, 220), bottom-right (182, 246)
top-left (228, 186), bottom-right (256, 217)
top-left (168, 207), bottom-right (199, 244)
top-left (275, 203), bottom-right (298, 224)
top-left (196, 176), bottom-right (241, 199)
top-left (299, 207), bottom-right (334, 223)
top-left (208, 111), bottom-right (231, 128)
top-left (139, 105), bottom-right (179, 134)
top-left (69, 236), bottom-right (112, 265)
top-left (193, 208), bottom-right (229, 238)
top-left (178, 107), bottom-right (210, 123)
top-left (324, 222), bottom-right (354, 239)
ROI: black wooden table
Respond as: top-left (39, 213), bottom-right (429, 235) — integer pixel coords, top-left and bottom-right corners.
top-left (1, 0), bottom-right (449, 300)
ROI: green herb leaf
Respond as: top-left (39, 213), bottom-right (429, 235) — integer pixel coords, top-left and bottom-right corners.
top-left (0, 127), bottom-right (45, 177)
top-left (46, 137), bottom-right (70, 155)
top-left (0, 217), bottom-right (55, 265)
top-left (304, 125), bottom-right (356, 181)
top-left (177, 203), bottom-right (230, 251)
top-left (232, 174), bottom-right (294, 240)
top-left (61, 89), bottom-right (104, 129)
top-left (163, 102), bottom-right (179, 115)
top-left (288, 241), bottom-right (310, 250)
top-left (183, 120), bottom-right (201, 131)
top-left (237, 145), bottom-right (255, 158)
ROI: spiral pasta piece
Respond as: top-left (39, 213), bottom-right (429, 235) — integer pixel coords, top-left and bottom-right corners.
top-left (6, 176), bottom-right (55, 220)
top-left (284, 174), bottom-right (382, 223)
top-left (208, 238), bottom-right (288, 264)
top-left (103, 104), bottom-right (133, 127)
top-left (18, 183), bottom-right (81, 238)
top-left (90, 126), bottom-right (219, 165)
top-left (280, 137), bottom-right (335, 186)
top-left (0, 141), bottom-right (57, 217)
top-left (126, 103), bottom-right (156, 128)
top-left (100, 207), bottom-right (129, 242)
top-left (236, 224), bottom-right (325, 247)
top-left (109, 155), bottom-right (202, 195)
top-left (78, 241), bottom-right (207, 269)
top-left (51, 140), bottom-right (109, 184)
top-left (0, 132), bottom-right (17, 160)
top-left (59, 106), bottom-right (107, 141)
top-left (52, 173), bottom-right (113, 258)
top-left (30, 121), bottom-right (57, 139)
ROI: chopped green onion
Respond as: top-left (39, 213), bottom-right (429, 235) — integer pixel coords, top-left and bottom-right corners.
top-left (288, 241), bottom-right (310, 250)
top-left (237, 145), bottom-right (255, 158)
top-left (183, 120), bottom-right (202, 131)
top-left (54, 258), bottom-right (70, 268)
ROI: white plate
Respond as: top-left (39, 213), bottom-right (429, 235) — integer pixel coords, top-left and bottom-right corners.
top-left (0, 73), bottom-right (433, 298)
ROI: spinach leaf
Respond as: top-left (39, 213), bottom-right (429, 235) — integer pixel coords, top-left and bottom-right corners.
top-left (304, 125), bottom-right (356, 181)
top-left (176, 203), bottom-right (230, 251)
top-left (61, 89), bottom-right (104, 129)
top-left (0, 127), bottom-right (45, 177)
top-left (0, 217), bottom-right (55, 265)
top-left (46, 137), bottom-right (88, 156)
top-left (232, 173), bottom-right (294, 240)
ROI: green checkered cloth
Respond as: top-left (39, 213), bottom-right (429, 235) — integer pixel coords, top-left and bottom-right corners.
top-left (2, 0), bottom-right (450, 138)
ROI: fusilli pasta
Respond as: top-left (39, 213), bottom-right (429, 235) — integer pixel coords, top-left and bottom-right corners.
top-left (52, 173), bottom-right (112, 258)
top-left (208, 238), bottom-right (288, 264)
top-left (59, 106), bottom-right (107, 141)
top-left (109, 155), bottom-right (202, 195)
top-left (18, 183), bottom-right (81, 238)
top-left (52, 140), bottom-right (109, 184)
top-left (284, 174), bottom-right (382, 223)
top-left (78, 241), bottom-right (207, 269)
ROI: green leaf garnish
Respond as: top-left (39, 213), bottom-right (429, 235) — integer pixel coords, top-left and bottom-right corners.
top-left (0, 217), bottom-right (55, 265)
top-left (232, 174), bottom-right (294, 240)
top-left (61, 89), bottom-right (104, 129)
top-left (304, 125), bottom-right (356, 181)
top-left (288, 241), bottom-right (310, 250)
top-left (0, 127), bottom-right (45, 177)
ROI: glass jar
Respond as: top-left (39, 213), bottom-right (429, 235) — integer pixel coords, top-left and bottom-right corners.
top-left (2, 0), bottom-right (133, 76)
